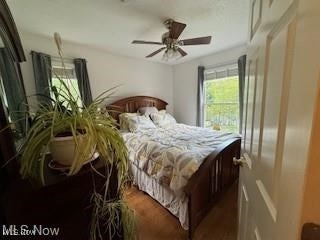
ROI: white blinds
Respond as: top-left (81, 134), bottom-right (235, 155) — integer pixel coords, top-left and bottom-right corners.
top-left (204, 63), bottom-right (238, 80)
top-left (52, 67), bottom-right (76, 79)
top-left (52, 58), bottom-right (76, 79)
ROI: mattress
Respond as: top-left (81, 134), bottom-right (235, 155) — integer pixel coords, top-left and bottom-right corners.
top-left (122, 123), bottom-right (240, 192)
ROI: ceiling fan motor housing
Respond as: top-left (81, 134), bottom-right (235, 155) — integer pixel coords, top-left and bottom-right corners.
top-left (162, 34), bottom-right (178, 49)
top-left (163, 19), bottom-right (174, 29)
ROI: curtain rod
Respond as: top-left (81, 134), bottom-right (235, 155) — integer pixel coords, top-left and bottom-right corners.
top-left (204, 59), bottom-right (238, 70)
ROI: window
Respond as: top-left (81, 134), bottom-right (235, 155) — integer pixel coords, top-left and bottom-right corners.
top-left (51, 61), bottom-right (82, 107)
top-left (204, 64), bottom-right (239, 133)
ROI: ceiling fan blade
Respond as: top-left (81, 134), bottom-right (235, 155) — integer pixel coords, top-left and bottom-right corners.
top-left (169, 21), bottom-right (186, 39)
top-left (132, 40), bottom-right (163, 45)
top-left (180, 36), bottom-right (212, 45)
top-left (177, 47), bottom-right (188, 57)
top-left (146, 47), bottom-right (166, 58)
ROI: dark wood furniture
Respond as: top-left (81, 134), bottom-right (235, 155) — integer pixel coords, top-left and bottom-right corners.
top-left (185, 138), bottom-right (240, 239)
top-left (108, 95), bottom-right (168, 122)
top-left (107, 95), bottom-right (241, 239)
top-left (3, 156), bottom-right (121, 240)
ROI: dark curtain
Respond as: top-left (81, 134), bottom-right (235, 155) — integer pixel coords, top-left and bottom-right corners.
top-left (196, 66), bottom-right (205, 127)
top-left (74, 58), bottom-right (92, 106)
top-left (238, 55), bottom-right (246, 134)
top-left (31, 51), bottom-right (52, 106)
top-left (0, 48), bottom-right (27, 135)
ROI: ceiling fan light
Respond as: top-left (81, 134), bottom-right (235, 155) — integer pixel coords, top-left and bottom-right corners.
top-left (162, 50), bottom-right (169, 61)
top-left (173, 50), bottom-right (180, 59)
top-left (167, 48), bottom-right (175, 58)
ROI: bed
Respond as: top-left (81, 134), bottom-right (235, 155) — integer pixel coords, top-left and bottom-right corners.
top-left (107, 96), bottom-right (241, 239)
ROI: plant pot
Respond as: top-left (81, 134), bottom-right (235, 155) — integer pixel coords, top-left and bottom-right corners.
top-left (49, 133), bottom-right (95, 166)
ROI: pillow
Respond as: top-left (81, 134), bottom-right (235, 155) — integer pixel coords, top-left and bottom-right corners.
top-left (137, 106), bottom-right (158, 116)
top-left (119, 112), bottom-right (139, 131)
top-left (150, 112), bottom-right (177, 128)
top-left (128, 115), bottom-right (156, 132)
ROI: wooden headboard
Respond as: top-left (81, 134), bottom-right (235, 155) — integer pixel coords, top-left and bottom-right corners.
top-left (106, 96), bottom-right (168, 122)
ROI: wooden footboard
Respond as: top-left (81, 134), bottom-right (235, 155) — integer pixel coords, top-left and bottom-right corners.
top-left (184, 138), bottom-right (241, 239)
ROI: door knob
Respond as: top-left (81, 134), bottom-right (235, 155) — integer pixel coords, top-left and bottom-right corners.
top-left (233, 157), bottom-right (246, 167)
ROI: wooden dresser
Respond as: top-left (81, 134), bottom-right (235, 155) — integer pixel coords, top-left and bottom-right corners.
top-left (2, 157), bottom-right (122, 240)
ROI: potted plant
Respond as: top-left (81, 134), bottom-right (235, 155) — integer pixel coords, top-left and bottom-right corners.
top-left (19, 33), bottom-right (135, 240)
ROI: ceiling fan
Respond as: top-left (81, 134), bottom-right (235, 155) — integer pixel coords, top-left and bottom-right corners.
top-left (132, 19), bottom-right (212, 60)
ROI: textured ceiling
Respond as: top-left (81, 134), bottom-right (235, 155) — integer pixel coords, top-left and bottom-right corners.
top-left (7, 0), bottom-right (250, 65)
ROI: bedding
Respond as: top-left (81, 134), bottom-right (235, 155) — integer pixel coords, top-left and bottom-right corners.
top-left (127, 115), bottom-right (156, 132)
top-left (150, 111), bottom-right (176, 127)
top-left (122, 123), bottom-right (240, 193)
top-left (119, 112), bottom-right (139, 131)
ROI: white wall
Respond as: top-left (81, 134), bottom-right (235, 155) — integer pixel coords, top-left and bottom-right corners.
top-left (19, 31), bottom-right (174, 112)
top-left (19, 30), bottom-right (246, 120)
top-left (173, 45), bottom-right (247, 125)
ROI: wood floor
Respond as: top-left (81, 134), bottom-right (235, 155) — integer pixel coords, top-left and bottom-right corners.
top-left (125, 183), bottom-right (238, 240)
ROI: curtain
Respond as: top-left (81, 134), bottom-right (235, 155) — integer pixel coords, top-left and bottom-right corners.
top-left (74, 58), bottom-right (92, 106)
top-left (196, 66), bottom-right (205, 127)
top-left (31, 51), bottom-right (52, 106)
top-left (0, 48), bottom-right (27, 135)
top-left (238, 55), bottom-right (246, 134)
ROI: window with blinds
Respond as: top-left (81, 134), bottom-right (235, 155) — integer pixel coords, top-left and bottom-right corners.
top-left (203, 63), bottom-right (239, 133)
top-left (51, 61), bottom-right (82, 107)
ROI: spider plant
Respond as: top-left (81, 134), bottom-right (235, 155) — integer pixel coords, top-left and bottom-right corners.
top-left (18, 33), bottom-right (135, 240)
top-left (20, 82), bottom-right (127, 180)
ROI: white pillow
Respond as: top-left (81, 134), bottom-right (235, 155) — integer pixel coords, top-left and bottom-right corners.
top-left (137, 106), bottom-right (158, 116)
top-left (119, 112), bottom-right (139, 131)
top-left (128, 115), bottom-right (156, 132)
top-left (150, 112), bottom-right (176, 128)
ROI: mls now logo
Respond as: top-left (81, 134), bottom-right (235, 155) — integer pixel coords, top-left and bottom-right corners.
top-left (2, 225), bottom-right (60, 236)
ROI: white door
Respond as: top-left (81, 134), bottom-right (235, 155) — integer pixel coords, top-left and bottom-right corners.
top-left (237, 0), bottom-right (320, 239)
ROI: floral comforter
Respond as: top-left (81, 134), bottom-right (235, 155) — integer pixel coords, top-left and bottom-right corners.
top-left (122, 124), bottom-right (240, 192)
